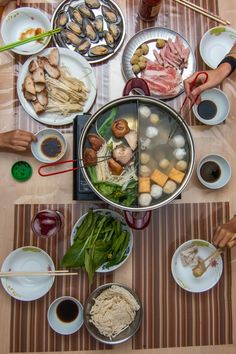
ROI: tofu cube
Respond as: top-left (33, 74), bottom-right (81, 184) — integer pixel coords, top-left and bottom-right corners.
top-left (169, 167), bottom-right (185, 184)
top-left (150, 169), bottom-right (168, 187)
top-left (139, 177), bottom-right (151, 193)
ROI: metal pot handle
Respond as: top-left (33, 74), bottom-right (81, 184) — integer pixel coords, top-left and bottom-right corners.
top-left (123, 78), bottom-right (150, 96)
top-left (124, 211), bottom-right (152, 230)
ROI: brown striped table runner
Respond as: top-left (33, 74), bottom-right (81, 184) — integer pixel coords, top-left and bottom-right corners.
top-left (132, 202), bottom-right (232, 349)
top-left (10, 202), bottom-right (232, 352)
top-left (11, 0), bottom-right (220, 132)
top-left (11, 203), bottom-right (113, 353)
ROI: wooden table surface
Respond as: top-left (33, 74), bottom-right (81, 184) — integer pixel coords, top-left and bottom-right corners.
top-left (0, 0), bottom-right (236, 353)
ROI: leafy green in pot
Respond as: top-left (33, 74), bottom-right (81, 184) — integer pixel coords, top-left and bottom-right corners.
top-left (61, 209), bottom-right (131, 283)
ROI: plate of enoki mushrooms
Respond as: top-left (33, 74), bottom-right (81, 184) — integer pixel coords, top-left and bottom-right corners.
top-left (17, 47), bottom-right (97, 126)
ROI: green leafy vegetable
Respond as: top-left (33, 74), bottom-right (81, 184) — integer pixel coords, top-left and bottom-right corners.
top-left (98, 107), bottom-right (118, 139)
top-left (94, 180), bottom-right (138, 207)
top-left (61, 209), bottom-right (131, 283)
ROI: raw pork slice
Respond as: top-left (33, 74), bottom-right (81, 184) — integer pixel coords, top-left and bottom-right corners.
top-left (141, 60), bottom-right (182, 96)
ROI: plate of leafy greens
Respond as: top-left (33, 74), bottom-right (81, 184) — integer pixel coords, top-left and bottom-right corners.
top-left (61, 208), bottom-right (133, 283)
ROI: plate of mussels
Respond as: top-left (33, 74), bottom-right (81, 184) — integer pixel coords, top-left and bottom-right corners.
top-left (51, 0), bottom-right (125, 64)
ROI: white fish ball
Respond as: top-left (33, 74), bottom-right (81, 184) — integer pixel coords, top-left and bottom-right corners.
top-left (139, 105), bottom-right (151, 119)
top-left (140, 137), bottom-right (151, 150)
top-left (172, 135), bottom-right (186, 148)
top-left (163, 180), bottom-right (177, 194)
top-left (176, 160), bottom-right (187, 172)
top-left (151, 184), bottom-right (163, 199)
top-left (159, 158), bottom-right (170, 169)
top-left (140, 152), bottom-right (150, 164)
top-left (173, 148), bottom-right (186, 160)
top-left (146, 126), bottom-right (159, 139)
top-left (139, 193), bottom-right (152, 207)
top-left (149, 113), bottom-right (160, 124)
top-left (140, 165), bottom-right (151, 177)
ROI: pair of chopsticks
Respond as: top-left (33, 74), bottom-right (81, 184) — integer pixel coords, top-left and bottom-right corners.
top-left (0, 270), bottom-right (78, 277)
top-left (0, 27), bottom-right (62, 53)
top-left (173, 0), bottom-right (230, 26)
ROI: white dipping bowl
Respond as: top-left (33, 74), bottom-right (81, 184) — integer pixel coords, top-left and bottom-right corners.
top-left (31, 128), bottom-right (67, 163)
top-left (197, 154), bottom-right (231, 189)
top-left (48, 296), bottom-right (84, 335)
top-left (192, 88), bottom-right (230, 125)
top-left (200, 26), bottom-right (236, 69)
top-left (1, 7), bottom-right (51, 55)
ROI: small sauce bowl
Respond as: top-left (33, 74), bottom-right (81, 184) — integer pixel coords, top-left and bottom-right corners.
top-left (31, 128), bottom-right (67, 163)
top-left (192, 88), bottom-right (230, 125)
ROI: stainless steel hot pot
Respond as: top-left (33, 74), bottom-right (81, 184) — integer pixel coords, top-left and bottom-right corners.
top-left (79, 78), bottom-right (195, 229)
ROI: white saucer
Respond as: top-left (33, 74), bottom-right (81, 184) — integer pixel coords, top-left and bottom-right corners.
top-left (1, 246), bottom-right (55, 301)
top-left (171, 239), bottom-right (223, 293)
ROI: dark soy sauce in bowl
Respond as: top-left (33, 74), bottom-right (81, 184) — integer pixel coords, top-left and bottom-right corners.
top-left (41, 136), bottom-right (62, 158)
top-left (56, 299), bottom-right (79, 323)
top-left (197, 100), bottom-right (217, 120)
top-left (200, 161), bottom-right (221, 183)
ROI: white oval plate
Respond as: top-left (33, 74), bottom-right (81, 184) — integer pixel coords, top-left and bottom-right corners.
top-left (1, 246), bottom-right (55, 301)
top-left (1, 7), bottom-right (51, 55)
top-left (17, 47), bottom-right (97, 126)
top-left (122, 27), bottom-right (196, 99)
top-left (71, 209), bottom-right (133, 273)
top-left (171, 239), bottom-right (223, 293)
top-left (200, 26), bottom-right (236, 69)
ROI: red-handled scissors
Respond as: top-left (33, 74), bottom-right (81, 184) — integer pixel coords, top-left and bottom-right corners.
top-left (179, 71), bottom-right (209, 115)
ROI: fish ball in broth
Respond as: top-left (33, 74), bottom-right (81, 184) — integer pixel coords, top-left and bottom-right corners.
top-left (149, 113), bottom-right (160, 124)
top-left (163, 180), bottom-right (177, 194)
top-left (176, 160), bottom-right (187, 172)
top-left (173, 148), bottom-right (186, 160)
top-left (146, 126), bottom-right (159, 139)
top-left (151, 184), bottom-right (163, 199)
top-left (140, 165), bottom-right (151, 177)
top-left (140, 152), bottom-right (150, 165)
top-left (171, 135), bottom-right (185, 148)
top-left (159, 158), bottom-right (170, 169)
top-left (139, 193), bottom-right (152, 207)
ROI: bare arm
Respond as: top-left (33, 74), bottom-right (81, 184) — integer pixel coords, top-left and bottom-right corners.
top-left (184, 43), bottom-right (236, 103)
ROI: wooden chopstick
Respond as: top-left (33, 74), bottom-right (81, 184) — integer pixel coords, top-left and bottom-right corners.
top-left (173, 0), bottom-right (230, 26)
top-left (0, 270), bottom-right (78, 277)
top-left (0, 27), bottom-right (62, 53)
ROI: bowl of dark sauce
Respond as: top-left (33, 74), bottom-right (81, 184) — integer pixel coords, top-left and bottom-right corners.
top-left (197, 154), bottom-right (231, 189)
top-left (31, 128), bottom-right (67, 163)
top-left (47, 296), bottom-right (83, 335)
top-left (192, 88), bottom-right (230, 125)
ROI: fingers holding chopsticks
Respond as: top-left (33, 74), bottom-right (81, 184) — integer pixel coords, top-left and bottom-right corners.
top-left (213, 217), bottom-right (236, 248)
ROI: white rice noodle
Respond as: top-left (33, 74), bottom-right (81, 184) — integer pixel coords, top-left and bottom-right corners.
top-left (89, 285), bottom-right (140, 339)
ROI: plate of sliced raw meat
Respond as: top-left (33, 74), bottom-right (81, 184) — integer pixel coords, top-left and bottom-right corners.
top-left (122, 27), bottom-right (196, 99)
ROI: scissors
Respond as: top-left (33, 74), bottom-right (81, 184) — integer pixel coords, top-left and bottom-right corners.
top-left (179, 71), bottom-right (209, 115)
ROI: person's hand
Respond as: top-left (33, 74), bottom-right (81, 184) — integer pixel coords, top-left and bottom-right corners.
top-left (213, 217), bottom-right (236, 248)
top-left (0, 129), bottom-right (36, 152)
top-left (184, 63), bottom-right (232, 104)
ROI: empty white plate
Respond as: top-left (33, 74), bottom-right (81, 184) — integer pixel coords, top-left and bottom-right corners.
top-left (1, 246), bottom-right (55, 301)
top-left (200, 26), bottom-right (236, 69)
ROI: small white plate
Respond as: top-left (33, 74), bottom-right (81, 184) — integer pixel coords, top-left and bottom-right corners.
top-left (1, 246), bottom-right (55, 301)
top-left (171, 239), bottom-right (223, 293)
top-left (1, 7), bottom-right (51, 56)
top-left (71, 209), bottom-right (133, 273)
top-left (17, 47), bottom-right (97, 126)
top-left (192, 88), bottom-right (230, 125)
top-left (197, 154), bottom-right (231, 189)
top-left (48, 296), bottom-right (83, 335)
top-left (200, 26), bottom-right (236, 69)
top-left (31, 128), bottom-right (67, 163)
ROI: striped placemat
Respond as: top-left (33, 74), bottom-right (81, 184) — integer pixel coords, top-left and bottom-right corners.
top-left (12, 0), bottom-right (220, 132)
top-left (10, 202), bottom-right (232, 352)
top-left (10, 203), bottom-right (113, 353)
top-left (132, 202), bottom-right (232, 349)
